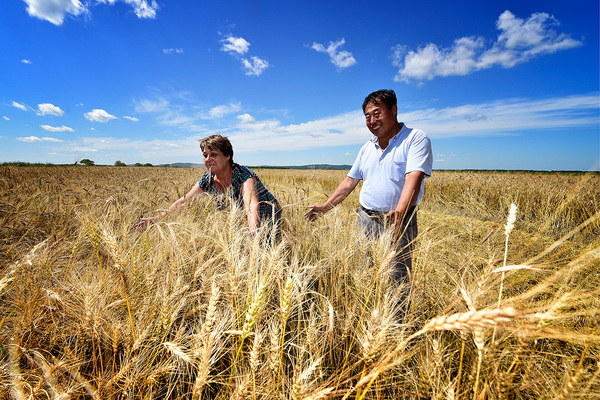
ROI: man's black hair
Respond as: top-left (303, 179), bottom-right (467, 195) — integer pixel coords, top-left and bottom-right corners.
top-left (362, 89), bottom-right (397, 113)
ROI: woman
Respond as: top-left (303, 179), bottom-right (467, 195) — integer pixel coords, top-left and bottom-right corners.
top-left (136, 135), bottom-right (281, 236)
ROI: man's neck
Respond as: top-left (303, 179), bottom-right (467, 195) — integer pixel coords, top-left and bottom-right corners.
top-left (378, 123), bottom-right (403, 150)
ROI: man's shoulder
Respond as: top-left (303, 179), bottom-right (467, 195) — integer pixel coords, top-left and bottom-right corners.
top-left (355, 138), bottom-right (376, 154)
top-left (404, 126), bottom-right (429, 140)
top-left (397, 127), bottom-right (430, 151)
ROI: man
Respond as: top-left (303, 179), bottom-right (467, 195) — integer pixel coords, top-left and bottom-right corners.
top-left (305, 89), bottom-right (433, 303)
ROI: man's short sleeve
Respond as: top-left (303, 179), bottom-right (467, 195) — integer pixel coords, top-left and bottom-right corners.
top-left (348, 143), bottom-right (368, 180)
top-left (406, 130), bottom-right (433, 177)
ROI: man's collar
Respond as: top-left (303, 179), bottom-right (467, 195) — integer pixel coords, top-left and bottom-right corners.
top-left (370, 123), bottom-right (406, 146)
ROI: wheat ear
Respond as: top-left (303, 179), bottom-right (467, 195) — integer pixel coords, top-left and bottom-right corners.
top-left (355, 307), bottom-right (518, 400)
top-left (8, 341), bottom-right (26, 400)
top-left (422, 307), bottom-right (518, 332)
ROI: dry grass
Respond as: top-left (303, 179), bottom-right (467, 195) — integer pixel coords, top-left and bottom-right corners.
top-left (0, 165), bottom-right (599, 399)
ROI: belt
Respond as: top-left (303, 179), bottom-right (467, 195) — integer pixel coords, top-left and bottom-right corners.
top-left (360, 205), bottom-right (416, 219)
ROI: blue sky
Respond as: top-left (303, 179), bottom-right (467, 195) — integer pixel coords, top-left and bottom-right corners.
top-left (1, 0), bottom-right (598, 171)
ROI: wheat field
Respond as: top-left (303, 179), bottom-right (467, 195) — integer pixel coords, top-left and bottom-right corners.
top-left (1, 166), bottom-right (599, 399)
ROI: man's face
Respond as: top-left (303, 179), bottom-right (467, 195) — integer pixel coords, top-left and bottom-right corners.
top-left (364, 101), bottom-right (398, 140)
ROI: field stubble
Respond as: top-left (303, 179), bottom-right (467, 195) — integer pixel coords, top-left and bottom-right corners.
top-left (0, 166), bottom-right (598, 399)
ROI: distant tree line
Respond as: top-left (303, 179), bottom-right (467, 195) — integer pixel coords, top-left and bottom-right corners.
top-left (0, 160), bottom-right (171, 167)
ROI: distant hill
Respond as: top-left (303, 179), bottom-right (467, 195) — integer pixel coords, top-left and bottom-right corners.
top-left (170, 163), bottom-right (352, 170)
top-left (255, 164), bottom-right (352, 170)
top-left (170, 163), bottom-right (203, 168)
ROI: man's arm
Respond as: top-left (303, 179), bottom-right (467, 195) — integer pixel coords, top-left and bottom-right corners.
top-left (305, 176), bottom-right (360, 221)
top-left (386, 170), bottom-right (425, 228)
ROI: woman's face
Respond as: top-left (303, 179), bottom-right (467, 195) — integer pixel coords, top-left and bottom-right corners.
top-left (203, 146), bottom-right (231, 174)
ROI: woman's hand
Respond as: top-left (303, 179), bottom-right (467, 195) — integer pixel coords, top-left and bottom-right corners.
top-left (135, 216), bottom-right (158, 231)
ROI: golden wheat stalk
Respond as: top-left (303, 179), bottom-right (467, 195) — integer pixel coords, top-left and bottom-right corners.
top-left (422, 307), bottom-right (518, 332)
top-left (163, 341), bottom-right (192, 364)
top-left (28, 350), bottom-right (66, 399)
top-left (492, 264), bottom-right (541, 273)
top-left (53, 355), bottom-right (102, 400)
top-left (527, 209), bottom-right (600, 264)
top-left (241, 275), bottom-right (269, 340)
top-left (355, 307), bottom-right (519, 400)
top-left (292, 358), bottom-right (322, 400)
top-left (8, 341), bottom-right (27, 400)
top-left (192, 331), bottom-right (219, 400)
top-left (0, 239), bottom-right (47, 296)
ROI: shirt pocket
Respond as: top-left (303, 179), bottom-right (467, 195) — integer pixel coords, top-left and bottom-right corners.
top-left (390, 161), bottom-right (407, 182)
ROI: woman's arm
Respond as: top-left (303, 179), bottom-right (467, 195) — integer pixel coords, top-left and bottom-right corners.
top-left (136, 183), bottom-right (203, 230)
top-left (168, 183), bottom-right (203, 213)
top-left (241, 177), bottom-right (261, 233)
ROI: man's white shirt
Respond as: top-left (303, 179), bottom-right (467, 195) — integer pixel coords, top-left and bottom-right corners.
top-left (348, 124), bottom-right (433, 212)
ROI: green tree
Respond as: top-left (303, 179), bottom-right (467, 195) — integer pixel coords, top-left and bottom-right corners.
top-left (80, 159), bottom-right (95, 166)
top-left (114, 160), bottom-right (127, 166)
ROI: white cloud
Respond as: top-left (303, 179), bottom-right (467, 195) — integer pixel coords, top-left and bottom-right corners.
top-left (96, 0), bottom-right (159, 19)
top-left (237, 113), bottom-right (255, 124)
top-left (464, 113), bottom-right (488, 122)
top-left (163, 48), bottom-right (183, 54)
top-left (212, 94), bottom-right (600, 155)
top-left (22, 59), bottom-right (32, 64)
top-left (12, 101), bottom-right (28, 111)
top-left (24, 0), bottom-right (158, 25)
top-left (123, 116), bottom-right (139, 121)
top-left (221, 35), bottom-right (269, 76)
top-left (17, 136), bottom-right (63, 143)
top-left (400, 94), bottom-right (599, 138)
top-left (202, 102), bottom-right (242, 120)
top-left (37, 103), bottom-right (64, 116)
top-left (73, 147), bottom-right (98, 152)
top-left (135, 98), bottom-right (169, 113)
top-left (221, 36), bottom-right (250, 55)
top-left (134, 96), bottom-right (203, 129)
top-left (84, 109), bottom-right (118, 122)
top-left (29, 93), bottom-right (597, 166)
top-left (41, 124), bottom-right (74, 132)
top-left (3, 116), bottom-right (9, 121)
top-left (310, 38), bottom-right (357, 69)
top-left (241, 56), bottom-right (269, 76)
top-left (92, 93), bottom-right (597, 165)
top-left (24, 0), bottom-right (87, 25)
top-left (125, 0), bottom-right (158, 19)
top-left (393, 10), bottom-right (583, 82)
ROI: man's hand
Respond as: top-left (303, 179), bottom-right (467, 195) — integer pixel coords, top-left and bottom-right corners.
top-left (305, 204), bottom-right (331, 221)
top-left (386, 210), bottom-right (409, 244)
top-left (386, 210), bottom-right (405, 230)
top-left (305, 177), bottom-right (360, 222)
top-left (387, 170), bottom-right (424, 232)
